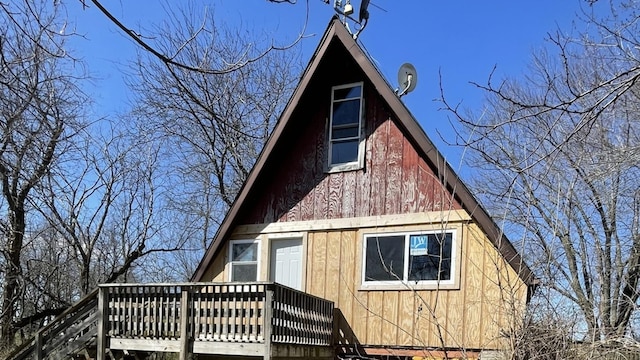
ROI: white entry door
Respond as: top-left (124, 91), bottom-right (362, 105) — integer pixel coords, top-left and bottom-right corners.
top-left (270, 238), bottom-right (303, 290)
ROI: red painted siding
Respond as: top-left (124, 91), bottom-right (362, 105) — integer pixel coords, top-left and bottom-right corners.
top-left (241, 85), bottom-right (462, 225)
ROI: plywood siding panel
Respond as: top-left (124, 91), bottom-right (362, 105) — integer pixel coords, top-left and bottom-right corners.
top-left (314, 176), bottom-right (329, 220)
top-left (283, 181), bottom-right (300, 222)
top-left (416, 159), bottom-right (432, 212)
top-left (328, 172), bottom-right (343, 219)
top-left (433, 291), bottom-right (449, 348)
top-left (401, 137), bottom-right (419, 214)
top-left (355, 97), bottom-right (374, 218)
top-left (338, 231), bottom-right (356, 343)
top-left (325, 231), bottom-right (342, 304)
top-left (446, 289), bottom-right (465, 347)
top-left (414, 291), bottom-right (433, 348)
top-left (397, 291), bottom-right (416, 346)
top-left (381, 291), bottom-right (399, 345)
top-left (385, 117), bottom-right (404, 215)
top-left (212, 221), bottom-right (528, 350)
top-left (464, 225), bottom-right (484, 347)
top-left (366, 291), bottom-right (384, 345)
top-left (309, 232), bottom-right (328, 298)
top-left (366, 93), bottom-right (389, 217)
top-left (350, 230), bottom-right (368, 343)
top-left (341, 171), bottom-right (357, 218)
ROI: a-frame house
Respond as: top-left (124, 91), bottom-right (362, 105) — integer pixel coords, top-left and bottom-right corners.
top-left (8, 17), bottom-right (536, 360)
top-left (190, 17), bottom-right (536, 360)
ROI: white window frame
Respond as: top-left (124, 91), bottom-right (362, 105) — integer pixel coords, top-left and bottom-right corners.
top-left (328, 82), bottom-right (365, 172)
top-left (361, 230), bottom-right (457, 288)
top-left (228, 239), bottom-right (260, 282)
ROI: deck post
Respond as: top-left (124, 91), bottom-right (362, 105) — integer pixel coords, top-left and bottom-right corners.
top-left (179, 287), bottom-right (191, 360)
top-left (96, 286), bottom-right (108, 360)
top-left (263, 286), bottom-right (273, 360)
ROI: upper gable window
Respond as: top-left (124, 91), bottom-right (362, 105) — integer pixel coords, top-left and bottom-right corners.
top-left (329, 82), bottom-right (364, 170)
top-left (362, 230), bottom-right (455, 287)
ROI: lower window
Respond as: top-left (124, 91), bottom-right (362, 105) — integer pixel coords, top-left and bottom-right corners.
top-left (363, 231), bottom-right (454, 286)
top-left (229, 240), bottom-right (259, 282)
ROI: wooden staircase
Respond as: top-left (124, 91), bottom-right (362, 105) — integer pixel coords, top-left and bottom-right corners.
top-left (7, 289), bottom-right (100, 360)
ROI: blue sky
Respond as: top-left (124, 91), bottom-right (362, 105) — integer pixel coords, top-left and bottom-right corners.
top-left (65, 0), bottom-right (595, 168)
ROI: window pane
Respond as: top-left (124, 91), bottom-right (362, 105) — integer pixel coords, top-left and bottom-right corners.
top-left (332, 99), bottom-right (360, 126)
top-left (408, 233), bottom-right (452, 281)
top-left (332, 125), bottom-right (359, 139)
top-left (232, 264), bottom-right (257, 282)
top-left (365, 236), bottom-right (405, 281)
top-left (334, 85), bottom-right (361, 100)
top-left (232, 243), bottom-right (258, 261)
top-left (331, 140), bottom-right (359, 164)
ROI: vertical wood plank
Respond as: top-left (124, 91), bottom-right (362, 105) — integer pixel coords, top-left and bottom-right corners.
top-left (325, 231), bottom-right (342, 303)
top-left (338, 230), bottom-right (356, 343)
top-left (397, 291), bottom-right (415, 346)
top-left (314, 176), bottom-right (329, 220)
top-left (465, 225), bottom-right (485, 348)
top-left (351, 229), bottom-right (368, 343)
top-left (309, 232), bottom-right (327, 298)
top-left (369, 118), bottom-right (389, 216)
top-left (447, 288), bottom-right (464, 347)
top-left (341, 170), bottom-right (357, 218)
top-left (401, 137), bottom-right (419, 214)
top-left (328, 172), bottom-right (344, 219)
top-left (385, 119), bottom-right (404, 215)
top-left (432, 290), bottom-right (449, 348)
top-left (417, 159), bottom-right (433, 212)
top-left (381, 291), bottom-right (399, 345)
top-left (366, 291), bottom-right (383, 345)
top-left (413, 290), bottom-right (428, 348)
top-left (355, 102), bottom-right (373, 218)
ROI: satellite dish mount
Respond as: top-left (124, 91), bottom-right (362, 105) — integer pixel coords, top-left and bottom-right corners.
top-left (330, 0), bottom-right (370, 39)
top-left (396, 63), bottom-right (418, 98)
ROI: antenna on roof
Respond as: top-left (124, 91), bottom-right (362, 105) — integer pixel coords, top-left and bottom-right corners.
top-left (327, 0), bottom-right (371, 39)
top-left (396, 63), bottom-right (418, 98)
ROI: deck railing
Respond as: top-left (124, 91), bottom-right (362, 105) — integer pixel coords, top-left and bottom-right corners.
top-left (97, 282), bottom-right (333, 358)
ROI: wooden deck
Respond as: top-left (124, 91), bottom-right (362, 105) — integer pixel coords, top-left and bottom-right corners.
top-left (9, 282), bottom-right (334, 360)
top-left (98, 282), bottom-right (334, 359)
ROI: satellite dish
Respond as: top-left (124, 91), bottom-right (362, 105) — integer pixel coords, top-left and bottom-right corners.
top-left (397, 63), bottom-right (418, 97)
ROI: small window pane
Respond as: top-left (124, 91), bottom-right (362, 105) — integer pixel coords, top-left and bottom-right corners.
top-left (232, 243), bottom-right (257, 261)
top-left (334, 85), bottom-right (361, 100)
top-left (332, 99), bottom-right (360, 126)
top-left (332, 125), bottom-right (359, 139)
top-left (408, 233), bottom-right (452, 281)
top-left (331, 140), bottom-right (359, 164)
top-left (232, 264), bottom-right (257, 282)
top-left (365, 236), bottom-right (405, 281)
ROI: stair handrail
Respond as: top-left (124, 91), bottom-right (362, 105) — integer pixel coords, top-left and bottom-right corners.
top-left (5, 288), bottom-right (99, 360)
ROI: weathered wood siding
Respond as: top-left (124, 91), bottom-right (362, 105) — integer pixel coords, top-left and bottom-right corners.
top-left (239, 50), bottom-right (461, 226)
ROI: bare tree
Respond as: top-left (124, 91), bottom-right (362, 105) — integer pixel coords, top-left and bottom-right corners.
top-left (443, 0), bottom-right (640, 341)
top-left (0, 0), bottom-right (87, 348)
top-left (36, 120), bottom-right (188, 295)
top-left (128, 6), bottom-right (300, 278)
top-left (79, 0), bottom-right (306, 74)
